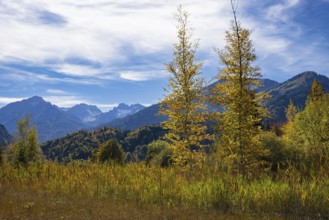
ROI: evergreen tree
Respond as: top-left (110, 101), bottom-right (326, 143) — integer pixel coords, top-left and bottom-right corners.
top-left (8, 116), bottom-right (43, 167)
top-left (160, 6), bottom-right (209, 167)
top-left (211, 0), bottom-right (268, 174)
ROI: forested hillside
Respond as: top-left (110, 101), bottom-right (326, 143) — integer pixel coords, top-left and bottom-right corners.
top-left (41, 125), bottom-right (166, 162)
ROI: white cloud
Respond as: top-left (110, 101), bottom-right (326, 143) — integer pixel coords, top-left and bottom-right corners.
top-left (0, 65), bottom-right (102, 85)
top-left (0, 95), bottom-right (149, 112)
top-left (43, 95), bottom-right (89, 108)
top-left (0, 0), bottom-right (328, 85)
top-left (266, 0), bottom-right (300, 22)
top-left (46, 89), bottom-right (69, 95)
top-left (0, 97), bottom-right (26, 107)
top-left (96, 102), bottom-right (152, 112)
top-left (0, 94), bottom-right (120, 113)
top-left (120, 70), bottom-right (167, 81)
top-left (95, 103), bottom-right (118, 112)
top-left (0, 0), bottom-right (233, 82)
top-left (54, 64), bottom-right (113, 78)
top-left (0, 0), bottom-right (173, 64)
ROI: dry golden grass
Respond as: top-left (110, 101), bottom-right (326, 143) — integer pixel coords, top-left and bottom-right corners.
top-left (0, 162), bottom-right (327, 219)
top-left (0, 183), bottom-right (286, 220)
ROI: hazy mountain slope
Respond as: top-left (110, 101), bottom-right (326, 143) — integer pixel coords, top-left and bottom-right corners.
top-left (108, 72), bottom-right (329, 129)
top-left (109, 104), bottom-right (168, 131)
top-left (65, 104), bottom-right (102, 124)
top-left (108, 78), bottom-right (281, 130)
top-left (0, 97), bottom-right (145, 142)
top-left (0, 96), bottom-right (84, 142)
top-left (1, 72), bottom-right (328, 141)
top-left (0, 124), bottom-right (12, 147)
top-left (266, 71), bottom-right (329, 121)
top-left (95, 103), bottom-right (145, 126)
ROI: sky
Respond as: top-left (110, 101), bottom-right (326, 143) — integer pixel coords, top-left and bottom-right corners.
top-left (0, 0), bottom-right (329, 112)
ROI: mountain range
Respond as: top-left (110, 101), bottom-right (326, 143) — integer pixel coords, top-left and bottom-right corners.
top-left (0, 71), bottom-right (328, 143)
top-left (0, 98), bottom-right (145, 142)
top-left (108, 71), bottom-right (329, 130)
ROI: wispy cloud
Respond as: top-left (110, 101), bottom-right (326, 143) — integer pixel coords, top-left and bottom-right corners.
top-left (54, 64), bottom-right (113, 78)
top-left (43, 95), bottom-right (89, 108)
top-left (95, 103), bottom-right (118, 112)
top-left (46, 89), bottom-right (69, 95)
top-left (0, 97), bottom-right (26, 107)
top-left (0, 0), bottom-right (232, 83)
top-left (43, 96), bottom-right (123, 112)
top-left (0, 94), bottom-right (123, 113)
top-left (120, 70), bottom-right (167, 81)
top-left (266, 0), bottom-right (300, 22)
top-left (0, 0), bottom-right (328, 87)
top-left (0, 63), bottom-right (103, 86)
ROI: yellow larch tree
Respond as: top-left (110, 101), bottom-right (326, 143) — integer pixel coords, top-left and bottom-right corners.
top-left (160, 6), bottom-right (209, 169)
top-left (211, 0), bottom-right (269, 175)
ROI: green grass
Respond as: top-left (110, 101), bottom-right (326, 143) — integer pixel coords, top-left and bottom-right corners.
top-left (1, 162), bottom-right (328, 219)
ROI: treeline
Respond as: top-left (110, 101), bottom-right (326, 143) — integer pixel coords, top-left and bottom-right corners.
top-left (41, 125), bottom-right (166, 163)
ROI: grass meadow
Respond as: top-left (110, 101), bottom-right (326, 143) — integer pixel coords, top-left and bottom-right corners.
top-left (1, 161), bottom-right (328, 219)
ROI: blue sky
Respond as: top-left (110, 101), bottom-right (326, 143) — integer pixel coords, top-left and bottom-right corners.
top-left (0, 0), bottom-right (329, 111)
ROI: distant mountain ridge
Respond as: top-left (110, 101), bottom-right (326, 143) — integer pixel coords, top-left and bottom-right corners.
top-left (108, 71), bottom-right (329, 130)
top-left (1, 71), bottom-right (328, 142)
top-left (0, 97), bottom-right (145, 142)
top-left (64, 103), bottom-right (102, 123)
top-left (96, 103), bottom-right (145, 126)
top-left (266, 71), bottom-right (329, 121)
top-left (109, 104), bottom-right (167, 131)
top-left (107, 78), bottom-right (282, 130)
top-left (0, 96), bottom-right (85, 142)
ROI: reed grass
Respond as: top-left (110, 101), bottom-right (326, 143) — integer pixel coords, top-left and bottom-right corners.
top-left (1, 161), bottom-right (328, 219)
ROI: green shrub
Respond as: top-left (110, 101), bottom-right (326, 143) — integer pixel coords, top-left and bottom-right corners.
top-left (258, 132), bottom-right (289, 171)
top-left (94, 139), bottom-right (124, 164)
top-left (259, 131), bottom-right (305, 172)
top-left (145, 140), bottom-right (172, 167)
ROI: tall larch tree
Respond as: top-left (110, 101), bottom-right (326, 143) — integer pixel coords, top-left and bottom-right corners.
top-left (160, 6), bottom-right (209, 168)
top-left (211, 0), bottom-right (268, 175)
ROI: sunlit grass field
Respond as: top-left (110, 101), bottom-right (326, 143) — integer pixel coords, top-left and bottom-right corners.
top-left (1, 162), bottom-right (328, 219)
